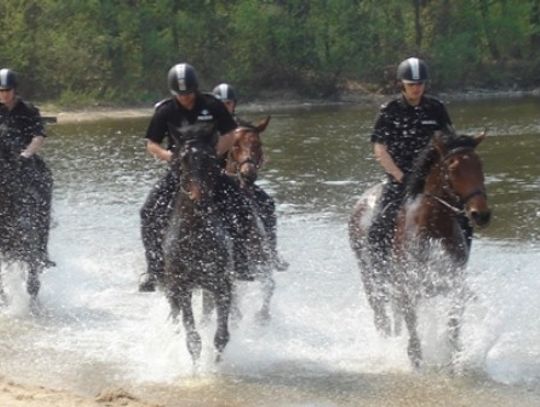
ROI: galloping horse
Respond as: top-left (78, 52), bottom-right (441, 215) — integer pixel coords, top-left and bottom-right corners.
top-left (0, 131), bottom-right (52, 306)
top-left (203, 117), bottom-right (279, 323)
top-left (349, 131), bottom-right (491, 368)
top-left (161, 123), bottom-right (233, 363)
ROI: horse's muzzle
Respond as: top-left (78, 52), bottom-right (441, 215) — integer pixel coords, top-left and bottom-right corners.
top-left (469, 209), bottom-right (491, 227)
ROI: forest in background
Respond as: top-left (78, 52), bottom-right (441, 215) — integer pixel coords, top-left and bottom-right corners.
top-left (1, 0), bottom-right (539, 106)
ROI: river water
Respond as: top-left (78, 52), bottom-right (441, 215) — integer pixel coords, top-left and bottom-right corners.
top-left (0, 96), bottom-right (539, 406)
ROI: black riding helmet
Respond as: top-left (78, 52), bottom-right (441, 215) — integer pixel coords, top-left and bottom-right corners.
top-left (168, 63), bottom-right (199, 95)
top-left (0, 68), bottom-right (17, 90)
top-left (396, 57), bottom-right (428, 83)
top-left (212, 83), bottom-right (237, 102)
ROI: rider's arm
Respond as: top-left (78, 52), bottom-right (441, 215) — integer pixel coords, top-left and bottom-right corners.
top-left (20, 135), bottom-right (45, 158)
top-left (373, 142), bottom-right (404, 183)
top-left (146, 139), bottom-right (173, 162)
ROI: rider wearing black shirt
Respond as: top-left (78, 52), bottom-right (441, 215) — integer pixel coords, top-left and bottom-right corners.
top-left (0, 68), bottom-right (53, 266)
top-left (367, 57), bottom-right (461, 260)
top-left (139, 63), bottom-right (237, 292)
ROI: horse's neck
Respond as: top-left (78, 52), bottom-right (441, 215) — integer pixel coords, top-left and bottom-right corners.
top-left (415, 166), bottom-right (459, 232)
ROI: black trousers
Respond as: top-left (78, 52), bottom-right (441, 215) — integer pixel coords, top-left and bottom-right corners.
top-left (140, 170), bottom-right (267, 278)
top-left (367, 179), bottom-right (405, 259)
top-left (140, 169), bottom-right (178, 278)
top-left (21, 156), bottom-right (53, 262)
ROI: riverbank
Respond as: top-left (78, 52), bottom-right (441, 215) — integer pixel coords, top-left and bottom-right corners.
top-left (41, 87), bottom-right (540, 124)
top-left (0, 376), bottom-right (158, 406)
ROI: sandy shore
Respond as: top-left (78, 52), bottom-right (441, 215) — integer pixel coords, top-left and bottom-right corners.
top-left (0, 376), bottom-right (160, 406)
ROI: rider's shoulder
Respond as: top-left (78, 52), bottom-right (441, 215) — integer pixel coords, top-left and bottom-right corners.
top-left (16, 99), bottom-right (40, 115)
top-left (379, 97), bottom-right (402, 112)
top-left (421, 94), bottom-right (446, 108)
top-left (200, 92), bottom-right (222, 106)
top-left (153, 97), bottom-right (175, 111)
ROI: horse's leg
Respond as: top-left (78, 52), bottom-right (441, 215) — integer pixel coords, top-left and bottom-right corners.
top-left (448, 280), bottom-right (466, 371)
top-left (213, 281), bottom-right (232, 362)
top-left (179, 290), bottom-right (202, 364)
top-left (401, 293), bottom-right (422, 368)
top-left (255, 269), bottom-right (275, 324)
top-left (361, 269), bottom-right (391, 336)
top-left (0, 260), bottom-right (6, 306)
top-left (26, 263), bottom-right (41, 299)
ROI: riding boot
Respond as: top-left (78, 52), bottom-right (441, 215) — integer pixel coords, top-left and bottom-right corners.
top-left (139, 224), bottom-right (165, 292)
top-left (252, 184), bottom-right (288, 271)
top-left (139, 169), bottom-right (178, 292)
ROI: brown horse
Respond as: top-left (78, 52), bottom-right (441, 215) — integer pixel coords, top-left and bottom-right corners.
top-left (161, 123), bottom-right (233, 364)
top-left (203, 117), bottom-right (281, 323)
top-left (349, 131), bottom-right (491, 368)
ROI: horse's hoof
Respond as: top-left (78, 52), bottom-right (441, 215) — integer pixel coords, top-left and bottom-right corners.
top-left (273, 255), bottom-right (289, 271)
top-left (138, 274), bottom-right (157, 292)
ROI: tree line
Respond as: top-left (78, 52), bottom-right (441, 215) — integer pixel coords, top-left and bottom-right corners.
top-left (1, 0), bottom-right (539, 106)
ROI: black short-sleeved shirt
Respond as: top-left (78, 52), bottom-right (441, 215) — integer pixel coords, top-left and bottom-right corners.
top-left (145, 92), bottom-right (237, 149)
top-left (0, 98), bottom-right (45, 153)
top-left (370, 95), bottom-right (452, 174)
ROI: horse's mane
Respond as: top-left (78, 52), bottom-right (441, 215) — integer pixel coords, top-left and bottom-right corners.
top-left (405, 133), bottom-right (479, 198)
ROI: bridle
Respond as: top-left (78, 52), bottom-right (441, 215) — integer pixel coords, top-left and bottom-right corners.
top-left (179, 141), bottom-right (218, 199)
top-left (427, 147), bottom-right (486, 215)
top-left (228, 127), bottom-right (263, 177)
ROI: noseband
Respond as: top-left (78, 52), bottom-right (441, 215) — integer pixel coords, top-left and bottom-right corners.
top-left (229, 127), bottom-right (263, 176)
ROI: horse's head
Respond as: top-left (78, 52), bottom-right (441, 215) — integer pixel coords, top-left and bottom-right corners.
top-left (433, 131), bottom-right (491, 227)
top-left (171, 123), bottom-right (220, 203)
top-left (226, 116), bottom-right (270, 185)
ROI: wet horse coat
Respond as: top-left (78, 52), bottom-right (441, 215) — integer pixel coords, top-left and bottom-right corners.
top-left (0, 132), bottom-right (52, 305)
top-left (349, 132), bottom-right (491, 367)
top-left (203, 117), bottom-right (279, 323)
top-left (161, 123), bottom-right (233, 362)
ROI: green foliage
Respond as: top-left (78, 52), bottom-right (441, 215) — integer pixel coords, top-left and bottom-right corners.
top-left (0, 0), bottom-right (538, 104)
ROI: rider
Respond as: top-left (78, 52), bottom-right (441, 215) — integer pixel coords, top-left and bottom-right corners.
top-left (212, 83), bottom-right (288, 271)
top-left (367, 57), bottom-right (471, 261)
top-left (0, 68), bottom-right (54, 267)
top-left (139, 63), bottom-right (240, 292)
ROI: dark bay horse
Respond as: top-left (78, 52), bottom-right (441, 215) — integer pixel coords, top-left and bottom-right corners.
top-left (203, 117), bottom-right (280, 323)
top-left (161, 123), bottom-right (233, 363)
top-left (349, 132), bottom-right (491, 368)
top-left (0, 133), bottom-right (52, 306)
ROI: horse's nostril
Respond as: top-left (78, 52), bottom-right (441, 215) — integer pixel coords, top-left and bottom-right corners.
top-left (472, 210), bottom-right (491, 226)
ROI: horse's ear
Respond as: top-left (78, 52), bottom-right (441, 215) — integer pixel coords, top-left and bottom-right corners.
top-left (255, 116), bottom-right (271, 133)
top-left (432, 131), bottom-right (447, 158)
top-left (474, 128), bottom-right (488, 146)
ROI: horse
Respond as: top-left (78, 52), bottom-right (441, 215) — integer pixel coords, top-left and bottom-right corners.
top-left (349, 131), bottom-right (491, 368)
top-left (0, 132), bottom-right (53, 307)
top-left (160, 123), bottom-right (234, 364)
top-left (202, 116), bottom-right (282, 324)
